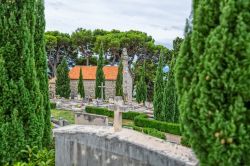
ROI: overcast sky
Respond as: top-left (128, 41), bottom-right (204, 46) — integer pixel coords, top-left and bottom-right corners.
top-left (45, 0), bottom-right (191, 48)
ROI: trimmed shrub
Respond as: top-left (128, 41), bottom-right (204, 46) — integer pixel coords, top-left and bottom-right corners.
top-left (132, 126), bottom-right (166, 140)
top-left (85, 106), bottom-right (141, 120)
top-left (134, 114), bottom-right (181, 135)
top-left (180, 137), bottom-right (191, 148)
top-left (50, 102), bottom-right (56, 109)
top-left (122, 112), bottom-right (141, 120)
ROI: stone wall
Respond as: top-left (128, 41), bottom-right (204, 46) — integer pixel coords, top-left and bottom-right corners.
top-left (54, 125), bottom-right (198, 166)
top-left (75, 112), bottom-right (108, 126)
top-left (70, 80), bottom-right (116, 99)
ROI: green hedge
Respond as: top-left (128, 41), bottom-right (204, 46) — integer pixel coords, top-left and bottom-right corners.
top-left (134, 114), bottom-right (181, 135)
top-left (131, 126), bottom-right (166, 140)
top-left (50, 102), bottom-right (56, 109)
top-left (85, 106), bottom-right (141, 120)
top-left (180, 137), bottom-right (191, 147)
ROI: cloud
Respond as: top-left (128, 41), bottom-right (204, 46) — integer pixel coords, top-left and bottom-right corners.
top-left (45, 0), bottom-right (191, 48)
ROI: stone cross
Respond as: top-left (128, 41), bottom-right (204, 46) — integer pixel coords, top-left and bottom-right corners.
top-left (113, 96), bottom-right (124, 132)
top-left (98, 82), bottom-right (106, 101)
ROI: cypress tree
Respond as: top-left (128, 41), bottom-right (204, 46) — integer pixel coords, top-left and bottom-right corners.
top-left (176, 0), bottom-right (250, 165)
top-left (163, 38), bottom-right (182, 123)
top-left (115, 61), bottom-right (123, 96)
top-left (95, 46), bottom-right (105, 99)
top-left (34, 0), bottom-right (51, 147)
top-left (0, 0), bottom-right (45, 163)
top-left (56, 58), bottom-right (71, 98)
top-left (78, 67), bottom-right (85, 98)
top-left (153, 52), bottom-right (164, 120)
top-left (136, 61), bottom-right (147, 104)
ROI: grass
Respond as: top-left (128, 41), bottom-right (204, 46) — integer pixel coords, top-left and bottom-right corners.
top-left (51, 109), bottom-right (134, 126)
top-left (51, 109), bottom-right (75, 124)
top-left (108, 117), bottom-right (134, 126)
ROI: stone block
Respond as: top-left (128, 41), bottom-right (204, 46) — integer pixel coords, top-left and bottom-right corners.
top-left (54, 125), bottom-right (198, 166)
top-left (75, 112), bottom-right (108, 126)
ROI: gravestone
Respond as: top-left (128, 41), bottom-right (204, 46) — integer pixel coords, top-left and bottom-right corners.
top-left (113, 96), bottom-right (125, 132)
top-left (75, 112), bottom-right (108, 126)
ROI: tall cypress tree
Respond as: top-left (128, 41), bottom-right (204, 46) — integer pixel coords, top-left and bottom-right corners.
top-left (95, 46), bottom-right (105, 99)
top-left (163, 38), bottom-right (182, 123)
top-left (34, 0), bottom-right (51, 147)
top-left (115, 61), bottom-right (123, 96)
top-left (153, 52), bottom-right (164, 120)
top-left (176, 0), bottom-right (250, 165)
top-left (78, 68), bottom-right (85, 98)
top-left (56, 58), bottom-right (71, 98)
top-left (136, 61), bottom-right (147, 104)
top-left (0, 0), bottom-right (45, 163)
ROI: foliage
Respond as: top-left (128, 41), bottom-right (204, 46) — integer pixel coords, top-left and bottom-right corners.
top-left (51, 109), bottom-right (75, 124)
top-left (95, 46), bottom-right (105, 99)
top-left (180, 137), bottom-right (191, 148)
top-left (131, 126), bottom-right (166, 140)
top-left (11, 146), bottom-right (55, 166)
top-left (115, 61), bottom-right (123, 96)
top-left (0, 1), bottom-right (48, 163)
top-left (163, 37), bottom-right (183, 123)
top-left (134, 114), bottom-right (181, 135)
top-left (78, 68), bottom-right (85, 98)
top-left (45, 31), bottom-right (74, 77)
top-left (56, 58), bottom-right (71, 98)
top-left (175, 0), bottom-right (250, 165)
top-left (71, 28), bottom-right (93, 66)
top-left (50, 102), bottom-right (56, 109)
top-left (34, 0), bottom-right (52, 147)
top-left (136, 61), bottom-right (147, 104)
top-left (153, 51), bottom-right (165, 121)
top-left (85, 106), bottom-right (141, 120)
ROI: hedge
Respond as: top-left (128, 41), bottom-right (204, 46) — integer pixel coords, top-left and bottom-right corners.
top-left (85, 106), bottom-right (141, 120)
top-left (134, 114), bottom-right (181, 135)
top-left (50, 102), bottom-right (56, 109)
top-left (131, 126), bottom-right (166, 140)
top-left (180, 137), bottom-right (191, 147)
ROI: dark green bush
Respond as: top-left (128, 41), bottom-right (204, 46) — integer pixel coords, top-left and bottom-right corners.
top-left (85, 106), bottom-right (113, 117)
top-left (132, 126), bottom-right (166, 140)
top-left (50, 102), bottom-right (56, 109)
top-left (85, 106), bottom-right (141, 120)
top-left (134, 114), bottom-right (181, 135)
top-left (180, 137), bottom-right (191, 148)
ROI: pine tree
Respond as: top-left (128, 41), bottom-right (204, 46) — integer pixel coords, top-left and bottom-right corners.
top-left (115, 61), bottom-right (123, 96)
top-left (34, 0), bottom-right (51, 147)
top-left (78, 67), bottom-right (85, 98)
top-left (153, 52), bottom-right (164, 120)
top-left (136, 61), bottom-right (147, 104)
top-left (176, 0), bottom-right (250, 165)
top-left (56, 58), bottom-right (71, 98)
top-left (95, 46), bottom-right (105, 99)
top-left (0, 0), bottom-right (45, 163)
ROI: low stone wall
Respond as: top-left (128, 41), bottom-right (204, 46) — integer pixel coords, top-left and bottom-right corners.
top-left (54, 125), bottom-right (198, 166)
top-left (75, 112), bottom-right (108, 126)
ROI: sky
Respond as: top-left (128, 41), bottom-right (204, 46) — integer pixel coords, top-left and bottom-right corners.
top-left (45, 0), bottom-right (191, 49)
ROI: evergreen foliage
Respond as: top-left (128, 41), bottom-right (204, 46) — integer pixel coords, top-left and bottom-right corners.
top-left (153, 52), bottom-right (164, 120)
top-left (56, 58), bottom-right (71, 98)
top-left (136, 61), bottom-right (147, 104)
top-left (78, 68), bottom-right (85, 98)
top-left (0, 0), bottom-right (47, 163)
top-left (95, 46), bottom-right (105, 99)
top-left (34, 0), bottom-right (51, 147)
top-left (163, 38), bottom-right (182, 123)
top-left (175, 0), bottom-right (250, 165)
top-left (115, 61), bottom-right (123, 96)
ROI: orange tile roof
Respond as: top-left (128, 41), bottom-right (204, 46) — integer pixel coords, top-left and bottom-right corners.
top-left (69, 66), bottom-right (118, 80)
